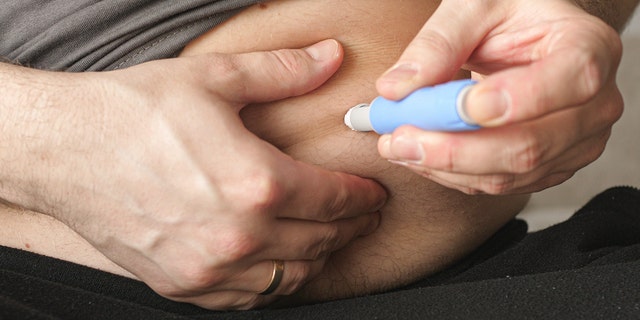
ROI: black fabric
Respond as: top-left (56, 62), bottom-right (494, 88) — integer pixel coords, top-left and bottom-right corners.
top-left (2, 186), bottom-right (639, 319)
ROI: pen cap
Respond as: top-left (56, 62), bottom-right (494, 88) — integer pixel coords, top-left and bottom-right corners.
top-left (369, 79), bottom-right (479, 134)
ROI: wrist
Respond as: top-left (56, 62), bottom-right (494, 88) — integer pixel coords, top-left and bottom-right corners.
top-left (0, 63), bottom-right (94, 216)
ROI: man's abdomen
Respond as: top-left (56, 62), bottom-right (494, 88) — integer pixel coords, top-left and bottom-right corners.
top-left (181, 0), bottom-right (530, 302)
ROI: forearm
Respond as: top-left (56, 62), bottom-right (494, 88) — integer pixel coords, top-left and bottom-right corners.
top-left (0, 63), bottom-right (85, 214)
top-left (574, 0), bottom-right (640, 31)
top-left (0, 63), bottom-right (49, 210)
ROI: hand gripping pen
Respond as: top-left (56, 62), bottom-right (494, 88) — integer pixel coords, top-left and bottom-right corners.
top-left (344, 79), bottom-right (480, 134)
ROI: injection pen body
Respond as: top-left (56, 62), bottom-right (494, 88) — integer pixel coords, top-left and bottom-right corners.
top-left (344, 79), bottom-right (480, 134)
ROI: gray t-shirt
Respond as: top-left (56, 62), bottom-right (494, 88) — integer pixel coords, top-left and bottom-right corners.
top-left (0, 0), bottom-right (263, 71)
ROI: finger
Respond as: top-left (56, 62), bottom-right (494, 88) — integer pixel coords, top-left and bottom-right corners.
top-left (207, 39), bottom-right (344, 106)
top-left (173, 290), bottom-right (271, 310)
top-left (499, 128), bottom-right (611, 194)
top-left (420, 168), bottom-right (576, 196)
top-left (379, 124), bottom-right (559, 176)
top-left (261, 212), bottom-right (380, 261)
top-left (465, 26), bottom-right (622, 126)
top-left (407, 128), bottom-right (611, 195)
top-left (181, 260), bottom-right (326, 310)
top-left (199, 212), bottom-right (378, 293)
top-left (271, 157), bottom-right (387, 221)
top-left (219, 132), bottom-right (387, 222)
top-left (378, 85), bottom-right (621, 175)
top-left (376, 0), bottom-right (499, 99)
top-left (252, 259), bottom-right (324, 296)
top-left (204, 259), bottom-right (325, 298)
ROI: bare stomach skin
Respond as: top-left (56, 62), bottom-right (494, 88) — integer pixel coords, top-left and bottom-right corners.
top-left (0, 0), bottom-right (529, 304)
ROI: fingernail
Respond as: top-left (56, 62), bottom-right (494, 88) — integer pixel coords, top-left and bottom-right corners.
top-left (390, 135), bottom-right (424, 163)
top-left (305, 39), bottom-right (339, 61)
top-left (467, 87), bottom-right (510, 126)
top-left (381, 63), bottom-right (420, 83)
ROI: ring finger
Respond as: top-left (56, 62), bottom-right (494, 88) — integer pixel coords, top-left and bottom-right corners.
top-left (212, 259), bottom-right (325, 296)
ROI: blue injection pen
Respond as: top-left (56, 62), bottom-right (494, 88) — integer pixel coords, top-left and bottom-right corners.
top-left (344, 79), bottom-right (480, 134)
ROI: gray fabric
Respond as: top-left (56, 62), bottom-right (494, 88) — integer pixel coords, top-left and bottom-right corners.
top-left (0, 0), bottom-right (263, 71)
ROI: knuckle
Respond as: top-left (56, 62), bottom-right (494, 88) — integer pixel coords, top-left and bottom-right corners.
top-left (428, 134), bottom-right (459, 172)
top-left (323, 178), bottom-right (350, 221)
top-left (265, 50), bottom-right (306, 93)
top-left (397, 128), bottom-right (458, 171)
top-left (596, 129), bottom-right (613, 149)
top-left (241, 170), bottom-right (285, 215)
top-left (414, 30), bottom-right (456, 63)
top-left (459, 186), bottom-right (484, 195)
top-left (603, 88), bottom-right (624, 124)
top-left (442, 140), bottom-right (459, 172)
top-left (216, 228), bottom-right (261, 263)
top-left (583, 130), bottom-right (610, 165)
top-left (535, 172), bottom-right (575, 192)
top-left (236, 296), bottom-right (264, 310)
top-left (151, 284), bottom-right (183, 300)
top-left (205, 54), bottom-right (242, 82)
top-left (505, 133), bottom-right (546, 174)
top-left (610, 34), bottom-right (623, 63)
top-left (201, 54), bottom-right (248, 97)
top-left (575, 49), bottom-right (605, 99)
top-left (599, 23), bottom-right (623, 63)
top-left (480, 174), bottom-right (516, 195)
top-left (553, 171), bottom-right (575, 186)
top-left (162, 234), bottom-right (262, 295)
top-left (529, 78), bottom-right (552, 116)
top-left (159, 262), bottom-right (223, 297)
top-left (282, 263), bottom-right (313, 295)
top-left (180, 269), bottom-right (222, 293)
top-left (270, 50), bottom-right (305, 74)
top-left (197, 294), bottom-right (260, 311)
top-left (309, 225), bottom-right (341, 259)
top-left (203, 294), bottom-right (264, 311)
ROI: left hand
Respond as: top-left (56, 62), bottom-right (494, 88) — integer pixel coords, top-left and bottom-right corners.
top-left (375, 0), bottom-right (624, 195)
top-left (1, 40), bottom-right (386, 310)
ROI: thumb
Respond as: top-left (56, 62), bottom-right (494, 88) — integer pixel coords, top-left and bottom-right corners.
top-left (210, 39), bottom-right (343, 106)
top-left (376, 0), bottom-right (491, 100)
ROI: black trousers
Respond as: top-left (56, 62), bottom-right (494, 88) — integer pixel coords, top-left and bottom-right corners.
top-left (2, 187), bottom-right (639, 320)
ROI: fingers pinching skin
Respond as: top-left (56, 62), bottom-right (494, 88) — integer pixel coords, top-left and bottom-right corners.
top-left (260, 212), bottom-right (381, 261)
top-left (273, 159), bottom-right (387, 221)
top-left (167, 40), bottom-right (382, 306)
top-left (210, 39), bottom-right (344, 106)
top-left (30, 39), bottom-right (382, 311)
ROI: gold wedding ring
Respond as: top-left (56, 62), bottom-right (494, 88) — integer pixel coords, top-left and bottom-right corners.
top-left (258, 260), bottom-right (284, 295)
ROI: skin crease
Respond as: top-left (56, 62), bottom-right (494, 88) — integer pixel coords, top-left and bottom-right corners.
top-left (0, 0), bottom-right (528, 305)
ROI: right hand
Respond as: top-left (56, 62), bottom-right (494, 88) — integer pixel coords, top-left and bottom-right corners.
top-left (375, 0), bottom-right (623, 195)
top-left (2, 39), bottom-right (386, 309)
